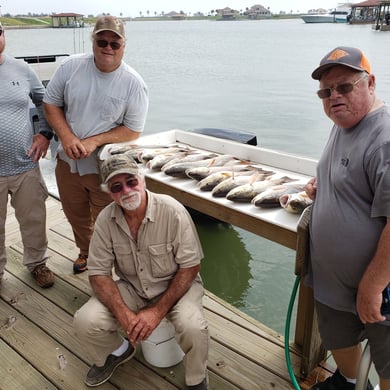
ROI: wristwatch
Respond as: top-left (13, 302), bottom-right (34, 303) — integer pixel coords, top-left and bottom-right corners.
top-left (39, 130), bottom-right (54, 141)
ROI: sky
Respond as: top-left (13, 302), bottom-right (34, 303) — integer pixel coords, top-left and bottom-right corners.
top-left (1, 0), bottom-right (345, 18)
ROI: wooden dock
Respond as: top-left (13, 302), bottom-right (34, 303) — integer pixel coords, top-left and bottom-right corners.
top-left (0, 195), bottom-right (333, 389)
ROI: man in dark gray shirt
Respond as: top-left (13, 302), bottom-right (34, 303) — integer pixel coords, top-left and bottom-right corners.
top-left (306, 47), bottom-right (390, 390)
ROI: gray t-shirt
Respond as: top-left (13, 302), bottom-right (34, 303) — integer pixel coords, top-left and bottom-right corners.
top-left (0, 54), bottom-right (51, 176)
top-left (308, 106), bottom-right (390, 313)
top-left (43, 53), bottom-right (149, 176)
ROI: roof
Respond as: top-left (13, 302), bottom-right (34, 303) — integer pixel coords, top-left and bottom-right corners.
top-left (249, 4), bottom-right (270, 12)
top-left (51, 13), bottom-right (84, 17)
top-left (351, 0), bottom-right (379, 7)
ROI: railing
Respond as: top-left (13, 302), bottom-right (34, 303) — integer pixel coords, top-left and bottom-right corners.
top-left (15, 54), bottom-right (69, 64)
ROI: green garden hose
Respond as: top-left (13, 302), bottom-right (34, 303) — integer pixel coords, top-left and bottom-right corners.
top-left (285, 277), bottom-right (374, 390)
top-left (285, 275), bottom-right (302, 390)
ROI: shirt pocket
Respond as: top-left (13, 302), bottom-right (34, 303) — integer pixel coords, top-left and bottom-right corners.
top-left (100, 96), bottom-right (126, 123)
top-left (149, 243), bottom-right (177, 278)
top-left (115, 244), bottom-right (137, 276)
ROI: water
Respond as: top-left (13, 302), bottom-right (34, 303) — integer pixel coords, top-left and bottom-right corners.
top-left (6, 19), bottom-right (390, 335)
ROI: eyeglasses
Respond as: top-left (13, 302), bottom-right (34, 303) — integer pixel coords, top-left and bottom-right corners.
top-left (0, 30), bottom-right (3, 37)
top-left (316, 74), bottom-right (368, 99)
top-left (95, 39), bottom-right (123, 50)
top-left (109, 178), bottom-right (138, 194)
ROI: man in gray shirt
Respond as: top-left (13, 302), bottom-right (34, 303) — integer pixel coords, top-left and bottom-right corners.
top-left (43, 16), bottom-right (149, 274)
top-left (0, 23), bottom-right (54, 288)
top-left (306, 47), bottom-right (390, 390)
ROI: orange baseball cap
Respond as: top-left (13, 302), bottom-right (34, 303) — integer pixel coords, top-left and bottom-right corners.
top-left (312, 46), bottom-right (371, 80)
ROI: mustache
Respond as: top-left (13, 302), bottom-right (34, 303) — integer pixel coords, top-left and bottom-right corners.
top-left (120, 191), bottom-right (138, 201)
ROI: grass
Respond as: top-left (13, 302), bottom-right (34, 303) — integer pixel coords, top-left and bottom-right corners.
top-left (1, 14), bottom-right (301, 28)
top-left (1, 16), bottom-right (51, 26)
top-left (0, 16), bottom-right (97, 27)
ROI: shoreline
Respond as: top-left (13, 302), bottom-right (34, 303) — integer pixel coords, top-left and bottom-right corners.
top-left (1, 14), bottom-right (301, 29)
top-left (4, 25), bottom-right (52, 29)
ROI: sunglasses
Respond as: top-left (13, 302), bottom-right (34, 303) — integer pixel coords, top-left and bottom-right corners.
top-left (0, 30), bottom-right (3, 37)
top-left (316, 74), bottom-right (368, 99)
top-left (95, 39), bottom-right (123, 50)
top-left (109, 178), bottom-right (138, 194)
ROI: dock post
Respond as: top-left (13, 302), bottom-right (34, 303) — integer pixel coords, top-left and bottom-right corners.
top-left (293, 206), bottom-right (326, 377)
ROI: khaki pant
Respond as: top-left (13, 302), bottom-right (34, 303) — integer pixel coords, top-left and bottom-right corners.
top-left (73, 280), bottom-right (209, 386)
top-left (0, 166), bottom-right (48, 276)
top-left (55, 159), bottom-right (112, 256)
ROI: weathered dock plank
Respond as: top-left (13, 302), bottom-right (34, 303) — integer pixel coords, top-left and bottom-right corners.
top-left (0, 339), bottom-right (57, 389)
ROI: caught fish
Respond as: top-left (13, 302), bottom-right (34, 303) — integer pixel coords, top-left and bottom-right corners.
top-left (108, 144), bottom-right (184, 162)
top-left (108, 144), bottom-right (167, 154)
top-left (106, 146), bottom-right (142, 162)
top-left (226, 176), bottom-right (298, 203)
top-left (139, 146), bottom-right (193, 164)
top-left (251, 183), bottom-right (306, 208)
top-left (163, 155), bottom-right (238, 178)
top-left (147, 151), bottom-right (197, 171)
top-left (211, 172), bottom-right (273, 198)
top-left (198, 169), bottom-right (267, 192)
top-left (161, 152), bottom-right (218, 171)
top-left (279, 191), bottom-right (312, 214)
top-left (185, 162), bottom-right (254, 181)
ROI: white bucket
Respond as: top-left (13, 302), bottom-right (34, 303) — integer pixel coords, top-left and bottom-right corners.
top-left (141, 318), bottom-right (185, 368)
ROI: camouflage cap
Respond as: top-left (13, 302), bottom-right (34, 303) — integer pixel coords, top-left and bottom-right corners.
top-left (93, 16), bottom-right (125, 40)
top-left (100, 153), bottom-right (139, 184)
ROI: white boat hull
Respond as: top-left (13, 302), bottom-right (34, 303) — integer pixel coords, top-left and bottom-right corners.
top-left (301, 10), bottom-right (349, 23)
top-left (301, 14), bottom-right (337, 23)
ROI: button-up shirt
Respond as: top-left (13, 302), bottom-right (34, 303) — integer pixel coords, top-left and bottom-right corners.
top-left (88, 190), bottom-right (203, 299)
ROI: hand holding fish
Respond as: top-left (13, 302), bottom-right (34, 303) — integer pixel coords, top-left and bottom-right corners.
top-left (305, 177), bottom-right (317, 200)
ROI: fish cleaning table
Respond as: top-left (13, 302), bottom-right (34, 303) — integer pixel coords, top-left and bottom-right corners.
top-left (100, 129), bottom-right (317, 250)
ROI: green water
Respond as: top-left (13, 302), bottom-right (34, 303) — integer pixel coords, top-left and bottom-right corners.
top-left (194, 214), bottom-right (298, 335)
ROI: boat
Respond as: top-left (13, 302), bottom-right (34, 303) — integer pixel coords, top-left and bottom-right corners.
top-left (301, 4), bottom-right (351, 23)
top-left (301, 12), bottom-right (338, 23)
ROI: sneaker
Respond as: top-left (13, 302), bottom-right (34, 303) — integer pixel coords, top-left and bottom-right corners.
top-left (85, 342), bottom-right (135, 387)
top-left (73, 254), bottom-right (88, 274)
top-left (311, 369), bottom-right (374, 390)
top-left (187, 378), bottom-right (208, 390)
top-left (31, 264), bottom-right (54, 288)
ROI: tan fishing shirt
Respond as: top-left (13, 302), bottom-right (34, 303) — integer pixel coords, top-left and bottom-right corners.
top-left (88, 190), bottom-right (203, 299)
